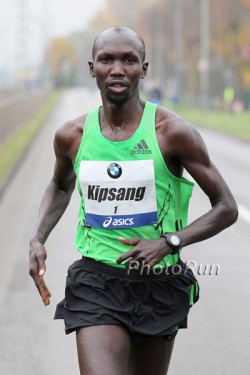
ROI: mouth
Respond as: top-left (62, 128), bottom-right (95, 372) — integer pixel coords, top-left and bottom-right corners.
top-left (108, 80), bottom-right (128, 88)
top-left (107, 80), bottom-right (129, 93)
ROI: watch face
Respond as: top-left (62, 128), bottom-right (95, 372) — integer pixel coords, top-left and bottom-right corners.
top-left (170, 234), bottom-right (181, 246)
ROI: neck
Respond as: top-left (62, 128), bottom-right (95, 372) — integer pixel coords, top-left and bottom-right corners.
top-left (101, 94), bottom-right (144, 129)
top-left (99, 95), bottom-right (145, 141)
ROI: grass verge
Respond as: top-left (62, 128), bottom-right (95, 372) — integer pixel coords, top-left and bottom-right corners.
top-left (0, 91), bottom-right (60, 187)
top-left (164, 102), bottom-right (250, 141)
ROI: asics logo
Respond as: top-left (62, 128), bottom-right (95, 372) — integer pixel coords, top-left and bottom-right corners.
top-left (103, 217), bottom-right (134, 228)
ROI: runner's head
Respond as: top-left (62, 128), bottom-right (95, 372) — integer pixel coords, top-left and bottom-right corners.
top-left (92, 26), bottom-right (146, 63)
top-left (89, 26), bottom-right (148, 104)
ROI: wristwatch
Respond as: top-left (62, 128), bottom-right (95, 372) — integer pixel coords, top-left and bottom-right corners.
top-left (161, 232), bottom-right (181, 255)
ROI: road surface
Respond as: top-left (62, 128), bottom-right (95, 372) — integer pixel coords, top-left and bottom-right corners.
top-left (0, 88), bottom-right (249, 375)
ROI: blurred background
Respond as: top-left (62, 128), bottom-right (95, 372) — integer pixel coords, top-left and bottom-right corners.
top-left (0, 0), bottom-right (250, 107)
top-left (0, 1), bottom-right (250, 375)
top-left (1, 0), bottom-right (250, 155)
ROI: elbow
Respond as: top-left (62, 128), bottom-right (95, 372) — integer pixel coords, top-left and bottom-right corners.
top-left (224, 200), bottom-right (238, 226)
top-left (231, 204), bottom-right (239, 224)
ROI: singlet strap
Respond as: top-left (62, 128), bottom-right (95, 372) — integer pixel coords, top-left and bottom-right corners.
top-left (73, 107), bottom-right (99, 173)
top-left (83, 106), bottom-right (99, 134)
top-left (84, 101), bottom-right (156, 134)
top-left (140, 101), bottom-right (157, 130)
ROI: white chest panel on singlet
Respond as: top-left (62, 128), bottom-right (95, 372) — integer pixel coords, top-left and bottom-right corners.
top-left (78, 160), bottom-right (158, 229)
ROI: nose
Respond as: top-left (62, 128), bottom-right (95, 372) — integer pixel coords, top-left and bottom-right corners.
top-left (110, 60), bottom-right (125, 76)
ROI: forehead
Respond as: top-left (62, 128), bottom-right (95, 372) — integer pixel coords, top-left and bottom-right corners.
top-left (94, 30), bottom-right (141, 56)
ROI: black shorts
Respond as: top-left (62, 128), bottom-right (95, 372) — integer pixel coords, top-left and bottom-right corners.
top-left (54, 257), bottom-right (199, 343)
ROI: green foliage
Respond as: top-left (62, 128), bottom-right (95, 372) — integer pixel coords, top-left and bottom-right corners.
top-left (165, 102), bottom-right (250, 141)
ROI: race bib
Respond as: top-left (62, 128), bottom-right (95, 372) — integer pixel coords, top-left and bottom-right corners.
top-left (78, 160), bottom-right (157, 229)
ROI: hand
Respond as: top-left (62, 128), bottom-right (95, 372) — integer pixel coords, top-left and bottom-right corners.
top-left (116, 236), bottom-right (170, 268)
top-left (29, 239), bottom-right (51, 306)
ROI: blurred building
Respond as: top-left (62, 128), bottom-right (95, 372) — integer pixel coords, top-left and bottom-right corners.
top-left (0, 0), bottom-right (48, 89)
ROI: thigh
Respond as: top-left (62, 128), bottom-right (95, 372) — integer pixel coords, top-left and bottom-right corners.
top-left (131, 336), bottom-right (175, 375)
top-left (76, 324), bottom-right (132, 375)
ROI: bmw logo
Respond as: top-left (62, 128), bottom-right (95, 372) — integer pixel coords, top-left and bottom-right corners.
top-left (107, 163), bottom-right (122, 179)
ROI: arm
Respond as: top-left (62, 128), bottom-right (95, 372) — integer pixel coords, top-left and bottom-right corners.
top-left (170, 122), bottom-right (238, 246)
top-left (29, 126), bottom-right (76, 306)
top-left (117, 118), bottom-right (238, 267)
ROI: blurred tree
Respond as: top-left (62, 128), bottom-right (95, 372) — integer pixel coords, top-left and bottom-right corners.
top-left (241, 0), bottom-right (250, 7)
top-left (68, 0), bottom-right (250, 107)
top-left (45, 38), bottom-right (79, 87)
top-left (209, 0), bottom-right (250, 103)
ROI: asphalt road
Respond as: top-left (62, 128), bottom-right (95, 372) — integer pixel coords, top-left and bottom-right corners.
top-left (0, 88), bottom-right (249, 375)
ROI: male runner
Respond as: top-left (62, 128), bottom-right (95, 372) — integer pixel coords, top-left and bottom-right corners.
top-left (29, 26), bottom-right (238, 375)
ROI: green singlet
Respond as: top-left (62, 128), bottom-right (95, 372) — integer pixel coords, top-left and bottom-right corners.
top-left (74, 101), bottom-right (194, 268)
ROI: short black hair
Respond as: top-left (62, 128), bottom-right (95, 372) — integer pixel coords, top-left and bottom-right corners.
top-left (92, 26), bottom-right (146, 62)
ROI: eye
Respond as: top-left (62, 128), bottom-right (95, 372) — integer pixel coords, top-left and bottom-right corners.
top-left (100, 57), bottom-right (111, 64)
top-left (126, 57), bottom-right (135, 64)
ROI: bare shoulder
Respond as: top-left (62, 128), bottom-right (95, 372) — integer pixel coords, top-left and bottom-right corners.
top-left (155, 105), bottom-right (209, 162)
top-left (54, 114), bottom-right (87, 158)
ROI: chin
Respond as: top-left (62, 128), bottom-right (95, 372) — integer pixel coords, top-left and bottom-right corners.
top-left (107, 95), bottom-right (129, 105)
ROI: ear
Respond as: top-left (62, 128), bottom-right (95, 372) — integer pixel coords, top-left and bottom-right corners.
top-left (88, 60), bottom-right (95, 77)
top-left (140, 62), bottom-right (149, 79)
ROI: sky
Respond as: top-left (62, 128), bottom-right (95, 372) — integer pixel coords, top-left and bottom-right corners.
top-left (47, 0), bottom-right (105, 37)
top-left (0, 0), bottom-right (105, 87)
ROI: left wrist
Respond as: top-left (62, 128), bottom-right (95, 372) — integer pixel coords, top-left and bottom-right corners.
top-left (161, 232), bottom-right (181, 255)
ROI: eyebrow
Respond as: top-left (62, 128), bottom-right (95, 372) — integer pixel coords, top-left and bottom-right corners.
top-left (96, 49), bottom-right (140, 57)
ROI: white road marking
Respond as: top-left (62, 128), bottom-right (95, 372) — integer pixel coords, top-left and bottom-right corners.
top-left (238, 204), bottom-right (250, 224)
